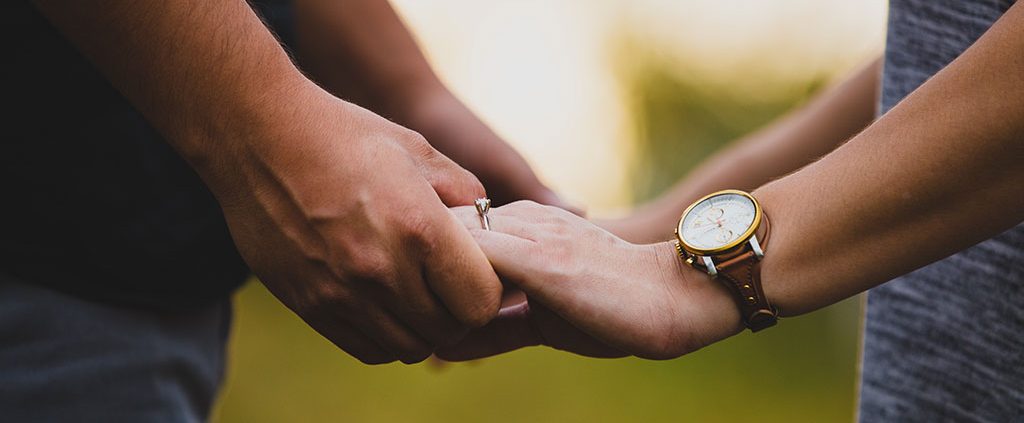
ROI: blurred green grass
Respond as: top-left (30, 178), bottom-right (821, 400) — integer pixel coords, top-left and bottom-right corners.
top-left (619, 55), bottom-right (828, 202)
top-left (213, 52), bottom-right (861, 423)
top-left (214, 283), bottom-right (860, 422)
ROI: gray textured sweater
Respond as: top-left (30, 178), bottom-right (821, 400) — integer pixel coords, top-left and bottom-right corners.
top-left (858, 1), bottom-right (1024, 421)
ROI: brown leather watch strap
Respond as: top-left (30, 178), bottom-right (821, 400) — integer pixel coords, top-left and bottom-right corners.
top-left (715, 216), bottom-right (777, 332)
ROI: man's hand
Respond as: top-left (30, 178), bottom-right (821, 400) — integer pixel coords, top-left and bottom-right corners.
top-left (210, 89), bottom-right (504, 364)
top-left (31, 0), bottom-right (501, 365)
top-left (437, 201), bottom-right (741, 361)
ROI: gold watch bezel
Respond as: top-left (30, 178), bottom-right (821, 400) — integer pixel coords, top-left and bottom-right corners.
top-left (675, 189), bottom-right (763, 256)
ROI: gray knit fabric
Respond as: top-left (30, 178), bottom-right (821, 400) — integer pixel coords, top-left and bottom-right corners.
top-left (858, 1), bottom-right (1024, 421)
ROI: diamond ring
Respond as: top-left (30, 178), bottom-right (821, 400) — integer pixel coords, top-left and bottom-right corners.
top-left (474, 198), bottom-right (491, 230)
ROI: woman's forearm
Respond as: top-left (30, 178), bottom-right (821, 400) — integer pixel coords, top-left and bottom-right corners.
top-left (293, 0), bottom-right (446, 120)
top-left (617, 58), bottom-right (881, 243)
top-left (755, 4), bottom-right (1024, 316)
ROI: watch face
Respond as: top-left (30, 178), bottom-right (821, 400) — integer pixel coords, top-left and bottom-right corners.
top-left (679, 191), bottom-right (759, 253)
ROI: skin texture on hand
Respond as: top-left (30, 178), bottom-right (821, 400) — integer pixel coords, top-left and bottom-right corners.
top-left (32, 0), bottom-right (503, 365)
top-left (212, 90), bottom-right (507, 364)
top-left (437, 201), bottom-right (741, 361)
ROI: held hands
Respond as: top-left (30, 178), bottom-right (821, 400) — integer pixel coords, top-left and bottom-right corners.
top-left (439, 201), bottom-right (743, 361)
top-left (200, 73), bottom-right (723, 364)
top-left (205, 78), bottom-right (579, 365)
top-left (205, 86), bottom-right (505, 365)
top-left (205, 80), bottom-right (731, 363)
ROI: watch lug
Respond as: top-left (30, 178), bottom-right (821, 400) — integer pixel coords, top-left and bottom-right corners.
top-left (749, 235), bottom-right (764, 260)
top-left (701, 256), bottom-right (718, 277)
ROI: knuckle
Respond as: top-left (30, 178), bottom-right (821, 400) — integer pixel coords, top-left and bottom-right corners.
top-left (295, 280), bottom-right (350, 318)
top-left (347, 250), bottom-right (392, 283)
top-left (399, 130), bottom-right (434, 156)
top-left (399, 211), bottom-right (438, 254)
top-left (459, 169), bottom-right (486, 197)
top-left (456, 291), bottom-right (500, 328)
top-left (313, 283), bottom-right (348, 307)
top-left (433, 168), bottom-right (484, 203)
top-left (437, 167), bottom-right (485, 201)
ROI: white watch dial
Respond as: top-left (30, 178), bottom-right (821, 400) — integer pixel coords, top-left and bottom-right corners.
top-left (680, 193), bottom-right (757, 251)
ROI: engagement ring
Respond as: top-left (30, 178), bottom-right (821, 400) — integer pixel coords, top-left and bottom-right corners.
top-left (474, 198), bottom-right (491, 230)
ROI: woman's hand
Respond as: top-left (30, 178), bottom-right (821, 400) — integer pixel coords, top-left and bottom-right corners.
top-left (439, 201), bottom-right (742, 361)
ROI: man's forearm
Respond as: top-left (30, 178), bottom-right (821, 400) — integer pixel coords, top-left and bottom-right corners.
top-left (755, 5), bottom-right (1024, 316)
top-left (625, 58), bottom-right (881, 242)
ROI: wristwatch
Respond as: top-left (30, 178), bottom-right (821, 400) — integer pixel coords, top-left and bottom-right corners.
top-left (673, 189), bottom-right (778, 332)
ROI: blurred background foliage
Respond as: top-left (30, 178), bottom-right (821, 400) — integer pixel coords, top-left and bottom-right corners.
top-left (214, 1), bottom-right (885, 421)
top-left (616, 46), bottom-right (828, 201)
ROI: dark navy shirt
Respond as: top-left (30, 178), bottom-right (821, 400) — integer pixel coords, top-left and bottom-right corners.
top-left (2, 2), bottom-right (251, 309)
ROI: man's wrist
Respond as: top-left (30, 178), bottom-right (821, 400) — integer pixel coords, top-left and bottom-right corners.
top-left (185, 76), bottom-right (363, 204)
top-left (176, 68), bottom-right (318, 168)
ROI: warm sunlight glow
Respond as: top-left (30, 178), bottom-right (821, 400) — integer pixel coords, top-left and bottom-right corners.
top-left (391, 0), bottom-right (885, 210)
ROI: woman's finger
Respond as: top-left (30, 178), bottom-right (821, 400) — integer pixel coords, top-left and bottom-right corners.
top-left (449, 205), bottom-right (545, 241)
top-left (468, 229), bottom-right (542, 286)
